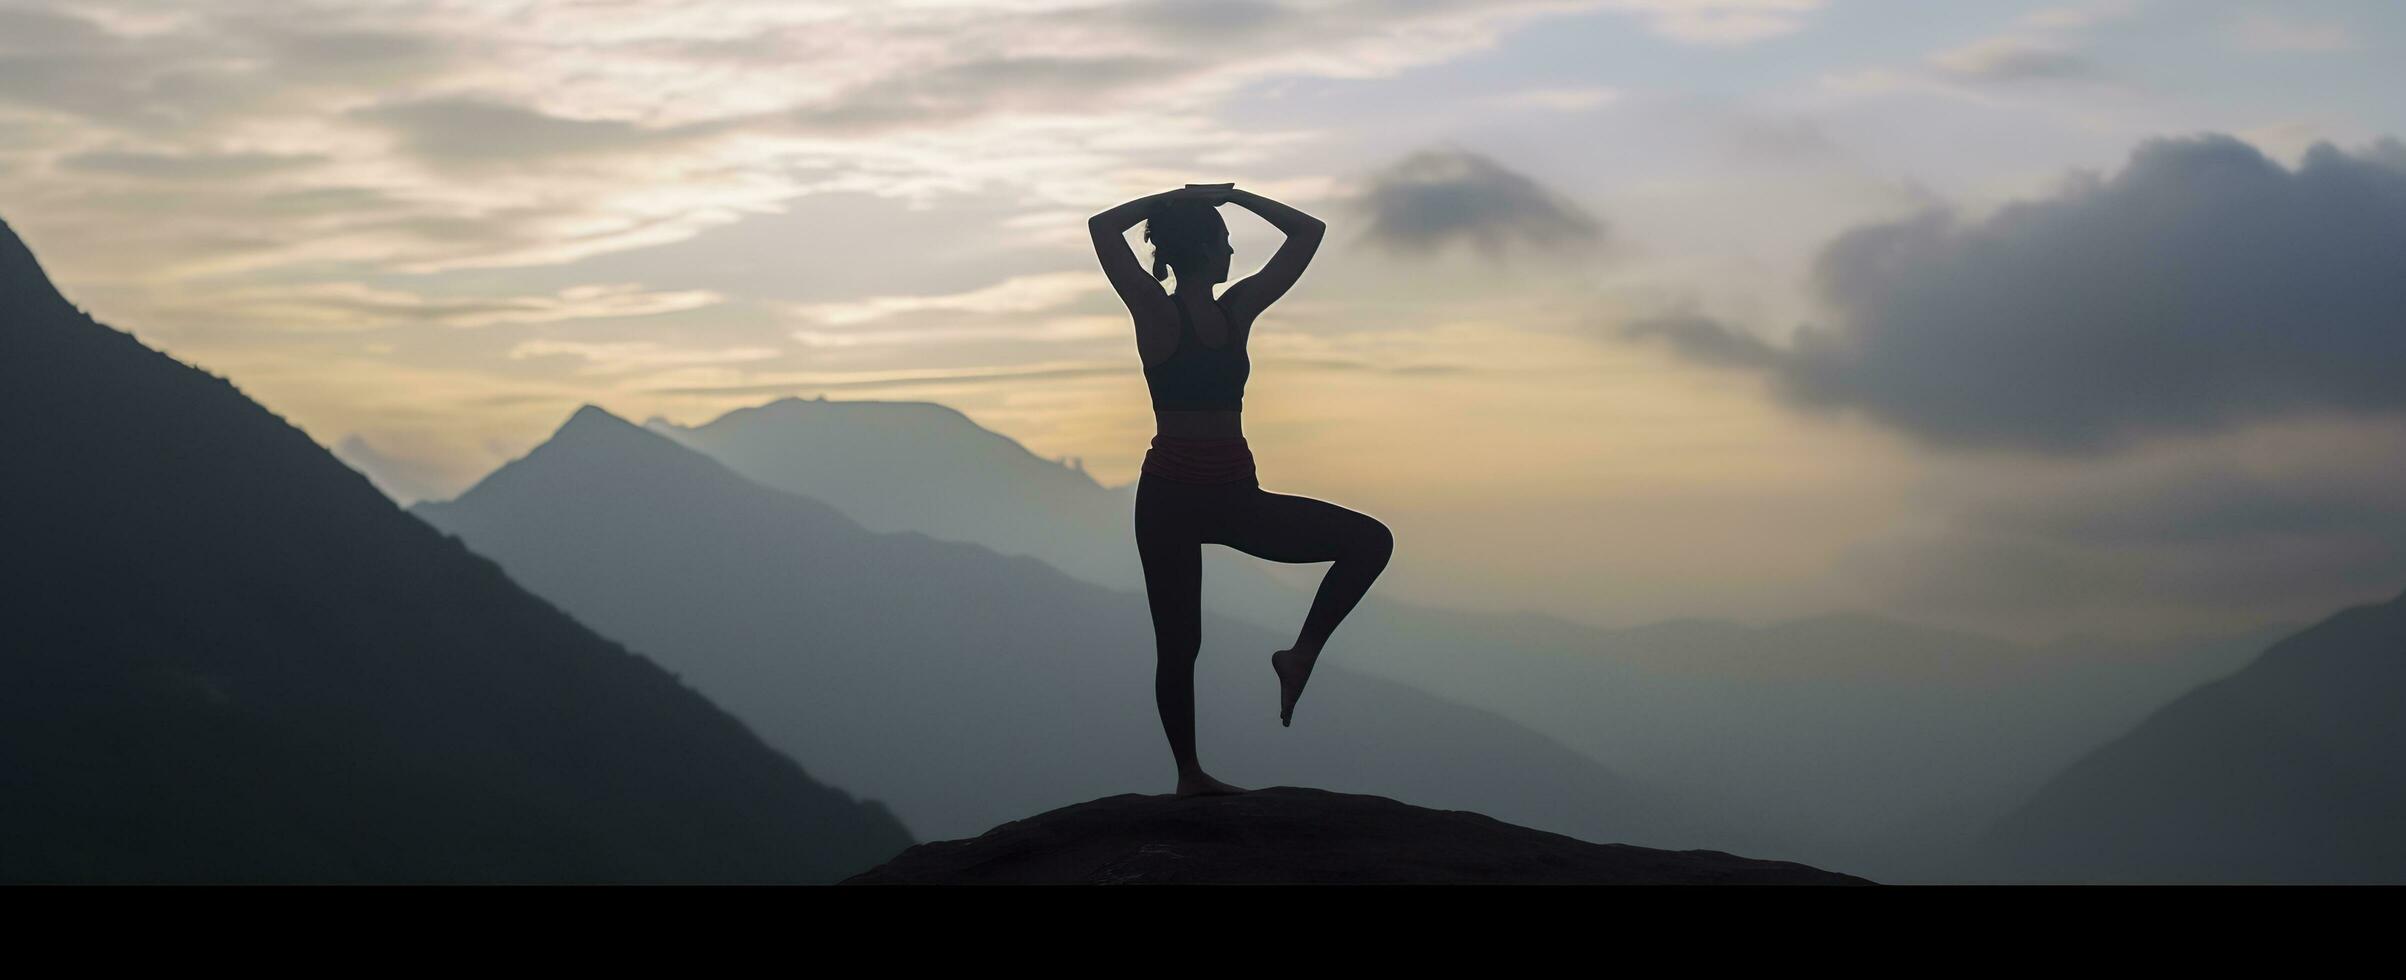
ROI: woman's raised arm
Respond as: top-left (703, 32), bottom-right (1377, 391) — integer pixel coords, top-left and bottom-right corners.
top-left (1089, 192), bottom-right (1172, 315)
top-left (1220, 188), bottom-right (1325, 324)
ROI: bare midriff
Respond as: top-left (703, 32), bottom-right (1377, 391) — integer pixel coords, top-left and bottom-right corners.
top-left (1154, 409), bottom-right (1243, 439)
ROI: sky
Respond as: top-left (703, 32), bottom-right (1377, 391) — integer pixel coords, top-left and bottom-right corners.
top-left (4, 0), bottom-right (2403, 640)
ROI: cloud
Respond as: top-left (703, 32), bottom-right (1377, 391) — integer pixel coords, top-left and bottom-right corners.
top-left (60, 148), bottom-right (328, 180)
top-left (2226, 13), bottom-right (2359, 53)
top-left (1599, 0), bottom-right (1826, 46)
top-left (784, 272), bottom-right (1101, 326)
top-left (792, 317), bottom-right (1124, 349)
top-left (351, 97), bottom-right (727, 169)
top-left (1819, 3), bottom-right (2129, 103)
top-left (1623, 313), bottom-right (1783, 370)
top-left (779, 54), bottom-right (1185, 136)
top-left (646, 362), bottom-right (1133, 397)
top-left (1351, 147), bottom-right (1605, 259)
top-left (1928, 36), bottom-right (2100, 82)
top-left (0, 7), bottom-right (114, 52)
top-left (0, 0), bottom-right (1606, 283)
top-left (1097, 0), bottom-right (1293, 40)
top-left (1625, 133), bottom-right (2406, 453)
top-left (2016, 0), bottom-right (2143, 32)
top-left (185, 281), bottom-right (726, 332)
top-left (246, 25), bottom-right (461, 85)
top-left (1492, 86), bottom-right (1623, 112)
top-left (508, 340), bottom-right (783, 376)
top-left (1850, 421), bottom-right (2406, 629)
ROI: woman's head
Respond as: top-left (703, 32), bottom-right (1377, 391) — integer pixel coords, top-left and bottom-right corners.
top-left (1144, 199), bottom-right (1233, 285)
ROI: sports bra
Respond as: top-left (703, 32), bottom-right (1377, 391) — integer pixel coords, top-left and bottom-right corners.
top-left (1143, 297), bottom-right (1249, 412)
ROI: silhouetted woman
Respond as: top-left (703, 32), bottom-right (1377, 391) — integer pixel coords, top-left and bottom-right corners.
top-left (1089, 184), bottom-right (1396, 796)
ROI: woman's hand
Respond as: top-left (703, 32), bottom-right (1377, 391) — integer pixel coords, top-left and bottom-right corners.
top-left (1166, 183), bottom-right (1235, 206)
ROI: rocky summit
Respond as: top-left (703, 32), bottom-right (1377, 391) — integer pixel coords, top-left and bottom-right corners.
top-left (844, 786), bottom-right (1869, 885)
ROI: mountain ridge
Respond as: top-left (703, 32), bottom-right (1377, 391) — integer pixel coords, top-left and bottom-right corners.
top-left (518, 390), bottom-right (2284, 880)
top-left (415, 404), bottom-right (1724, 852)
top-left (1972, 585), bottom-right (2406, 882)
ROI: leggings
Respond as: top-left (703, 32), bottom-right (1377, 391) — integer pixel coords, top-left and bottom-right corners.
top-left (1133, 469), bottom-right (1394, 773)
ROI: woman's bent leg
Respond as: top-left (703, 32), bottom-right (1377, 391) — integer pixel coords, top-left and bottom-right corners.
top-left (1214, 485), bottom-right (1395, 655)
top-left (1211, 484), bottom-right (1394, 725)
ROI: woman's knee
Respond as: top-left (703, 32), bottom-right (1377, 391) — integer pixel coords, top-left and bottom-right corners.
top-left (1353, 515), bottom-right (1395, 566)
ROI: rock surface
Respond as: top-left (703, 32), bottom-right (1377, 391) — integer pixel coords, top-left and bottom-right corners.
top-left (843, 786), bottom-right (1869, 885)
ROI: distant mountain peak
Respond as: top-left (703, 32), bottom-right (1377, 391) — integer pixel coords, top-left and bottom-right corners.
top-left (654, 395), bottom-right (1110, 503)
top-left (563, 403), bottom-right (632, 430)
top-left (423, 400), bottom-right (869, 535)
top-left (525, 404), bottom-right (663, 461)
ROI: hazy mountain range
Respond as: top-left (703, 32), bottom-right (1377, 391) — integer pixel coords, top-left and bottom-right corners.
top-left (622, 395), bottom-right (2290, 879)
top-left (646, 398), bottom-right (1320, 634)
top-left (1333, 607), bottom-right (2282, 878)
top-left (415, 406), bottom-right (1713, 851)
top-left (0, 218), bottom-right (909, 883)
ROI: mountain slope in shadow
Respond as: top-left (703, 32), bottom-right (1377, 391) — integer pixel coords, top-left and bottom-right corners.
top-left (415, 408), bottom-right (1728, 855)
top-left (1971, 587), bottom-right (2406, 883)
top-left (844, 787), bottom-right (1868, 885)
top-left (0, 217), bottom-right (910, 883)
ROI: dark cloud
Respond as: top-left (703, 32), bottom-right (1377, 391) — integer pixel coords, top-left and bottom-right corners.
top-left (1353, 147), bottom-right (1605, 258)
top-left (1629, 133), bottom-right (2406, 453)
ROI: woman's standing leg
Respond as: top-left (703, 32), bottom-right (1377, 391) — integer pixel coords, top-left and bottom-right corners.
top-left (1134, 475), bottom-right (1247, 795)
top-left (1209, 482), bottom-right (1395, 724)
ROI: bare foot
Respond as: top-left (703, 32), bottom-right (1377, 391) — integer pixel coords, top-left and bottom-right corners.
top-left (1272, 647), bottom-right (1321, 727)
top-left (1175, 772), bottom-right (1250, 797)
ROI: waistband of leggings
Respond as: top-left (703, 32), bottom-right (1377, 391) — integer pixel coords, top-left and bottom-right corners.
top-left (1141, 437), bottom-right (1256, 484)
